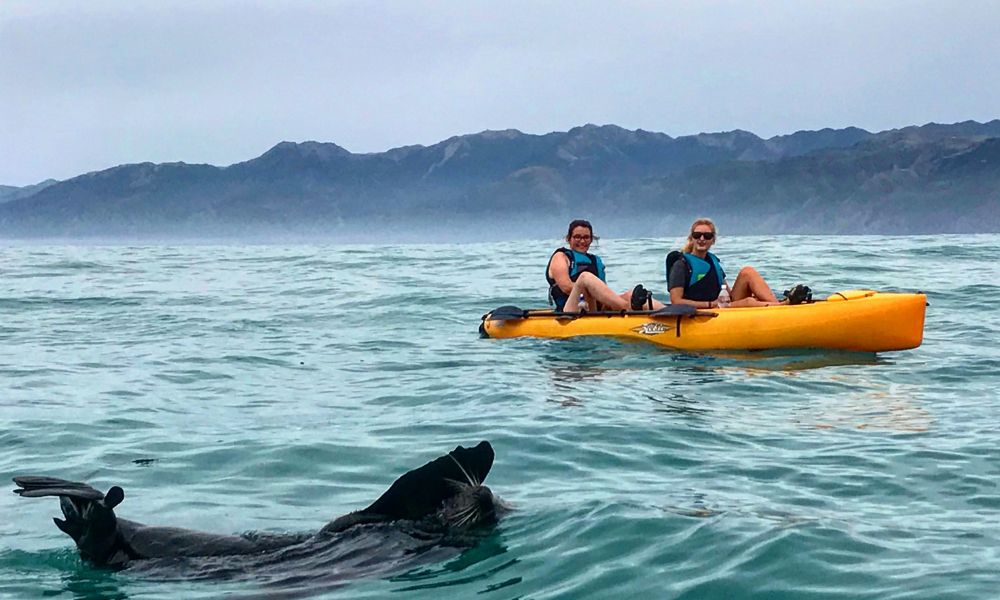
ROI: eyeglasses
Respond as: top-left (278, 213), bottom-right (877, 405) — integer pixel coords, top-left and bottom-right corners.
top-left (571, 235), bottom-right (593, 241)
top-left (691, 232), bottom-right (714, 240)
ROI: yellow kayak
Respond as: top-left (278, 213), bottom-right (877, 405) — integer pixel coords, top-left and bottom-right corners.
top-left (480, 290), bottom-right (926, 353)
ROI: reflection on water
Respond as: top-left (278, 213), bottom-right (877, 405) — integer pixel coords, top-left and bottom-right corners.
top-left (535, 340), bottom-right (890, 410)
top-left (686, 349), bottom-right (882, 373)
top-left (61, 566), bottom-right (127, 600)
top-left (662, 491), bottom-right (725, 519)
top-left (390, 533), bottom-right (517, 593)
top-left (794, 388), bottom-right (932, 433)
top-left (538, 339), bottom-right (883, 374)
top-left (534, 341), bottom-right (929, 435)
top-left (0, 549), bottom-right (126, 600)
top-left (645, 393), bottom-right (711, 417)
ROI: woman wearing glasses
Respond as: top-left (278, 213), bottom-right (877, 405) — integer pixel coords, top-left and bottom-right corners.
top-left (547, 219), bottom-right (664, 313)
top-left (668, 218), bottom-right (804, 308)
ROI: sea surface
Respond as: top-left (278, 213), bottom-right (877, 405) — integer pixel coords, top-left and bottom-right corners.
top-left (2, 234), bottom-right (999, 599)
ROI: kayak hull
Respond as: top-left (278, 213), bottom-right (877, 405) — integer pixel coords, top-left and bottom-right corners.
top-left (480, 291), bottom-right (926, 353)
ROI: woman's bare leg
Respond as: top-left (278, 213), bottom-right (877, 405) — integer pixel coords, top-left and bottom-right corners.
top-left (730, 266), bottom-right (780, 303)
top-left (729, 296), bottom-right (776, 307)
top-left (564, 272), bottom-right (630, 312)
top-left (647, 296), bottom-right (666, 310)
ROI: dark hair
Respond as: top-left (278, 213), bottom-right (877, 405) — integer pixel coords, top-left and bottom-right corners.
top-left (565, 219), bottom-right (594, 242)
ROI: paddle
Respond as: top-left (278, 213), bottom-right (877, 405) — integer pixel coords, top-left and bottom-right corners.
top-left (483, 304), bottom-right (717, 321)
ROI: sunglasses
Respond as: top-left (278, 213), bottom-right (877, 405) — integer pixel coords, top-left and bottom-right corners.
top-left (691, 231), bottom-right (715, 240)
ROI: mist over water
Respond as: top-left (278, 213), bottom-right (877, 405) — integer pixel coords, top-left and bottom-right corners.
top-left (1, 235), bottom-right (998, 598)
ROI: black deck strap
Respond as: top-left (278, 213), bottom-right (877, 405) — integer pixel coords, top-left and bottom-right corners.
top-left (649, 305), bottom-right (719, 319)
top-left (484, 305), bottom-right (528, 321)
top-left (832, 292), bottom-right (848, 301)
top-left (676, 315), bottom-right (681, 337)
top-left (649, 304), bottom-right (697, 317)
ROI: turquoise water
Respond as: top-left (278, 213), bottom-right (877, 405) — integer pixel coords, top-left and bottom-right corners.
top-left (2, 235), bottom-right (999, 599)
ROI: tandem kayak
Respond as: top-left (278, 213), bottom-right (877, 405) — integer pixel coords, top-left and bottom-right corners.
top-left (480, 290), bottom-right (927, 353)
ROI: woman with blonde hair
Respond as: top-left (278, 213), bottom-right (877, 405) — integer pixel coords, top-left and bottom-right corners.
top-left (666, 218), bottom-right (810, 308)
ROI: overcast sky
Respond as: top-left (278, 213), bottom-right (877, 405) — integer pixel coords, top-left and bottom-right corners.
top-left (1, 1), bottom-right (998, 185)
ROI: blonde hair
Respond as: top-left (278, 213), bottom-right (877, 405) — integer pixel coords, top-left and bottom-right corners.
top-left (681, 218), bottom-right (717, 253)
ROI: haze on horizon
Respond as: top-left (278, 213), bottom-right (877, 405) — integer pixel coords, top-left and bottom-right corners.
top-left (2, 0), bottom-right (998, 186)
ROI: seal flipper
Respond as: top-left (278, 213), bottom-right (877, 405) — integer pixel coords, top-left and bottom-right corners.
top-left (359, 441), bottom-right (493, 522)
top-left (13, 476), bottom-right (106, 501)
top-left (13, 476), bottom-right (130, 566)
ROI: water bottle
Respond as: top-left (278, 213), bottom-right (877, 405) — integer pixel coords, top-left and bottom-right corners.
top-left (717, 284), bottom-right (731, 308)
top-left (577, 293), bottom-right (588, 313)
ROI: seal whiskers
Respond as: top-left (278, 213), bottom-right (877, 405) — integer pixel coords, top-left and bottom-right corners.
top-left (447, 453), bottom-right (480, 487)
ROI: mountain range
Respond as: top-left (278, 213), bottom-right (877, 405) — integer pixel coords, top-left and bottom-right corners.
top-left (1, 120), bottom-right (998, 240)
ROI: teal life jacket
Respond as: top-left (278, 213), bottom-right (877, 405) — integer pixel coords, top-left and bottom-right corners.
top-left (665, 251), bottom-right (725, 302)
top-left (546, 248), bottom-right (606, 310)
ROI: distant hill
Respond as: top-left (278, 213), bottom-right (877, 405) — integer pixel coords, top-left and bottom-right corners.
top-left (0, 121), bottom-right (997, 240)
top-left (0, 179), bottom-right (58, 204)
top-left (621, 123), bottom-right (1000, 234)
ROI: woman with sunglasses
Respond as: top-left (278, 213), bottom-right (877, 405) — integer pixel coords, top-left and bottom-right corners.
top-left (668, 218), bottom-right (791, 308)
top-left (547, 219), bottom-right (664, 313)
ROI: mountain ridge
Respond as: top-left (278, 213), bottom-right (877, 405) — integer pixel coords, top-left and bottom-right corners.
top-left (1, 121), bottom-right (998, 239)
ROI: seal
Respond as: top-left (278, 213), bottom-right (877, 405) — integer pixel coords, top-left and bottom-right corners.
top-left (13, 441), bottom-right (506, 574)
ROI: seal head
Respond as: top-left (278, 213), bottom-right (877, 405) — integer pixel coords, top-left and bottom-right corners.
top-left (321, 440), bottom-right (505, 534)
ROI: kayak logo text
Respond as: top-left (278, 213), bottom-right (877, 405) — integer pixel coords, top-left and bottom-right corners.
top-left (632, 322), bottom-right (671, 336)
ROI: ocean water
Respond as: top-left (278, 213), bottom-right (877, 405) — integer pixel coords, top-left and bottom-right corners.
top-left (1, 234), bottom-right (999, 599)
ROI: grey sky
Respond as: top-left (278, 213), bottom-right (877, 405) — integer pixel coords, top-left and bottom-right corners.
top-left (2, 0), bottom-right (998, 185)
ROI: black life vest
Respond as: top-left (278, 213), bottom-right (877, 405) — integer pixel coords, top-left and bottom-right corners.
top-left (665, 251), bottom-right (725, 302)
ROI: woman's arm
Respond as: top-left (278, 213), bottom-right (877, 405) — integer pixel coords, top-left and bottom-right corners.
top-left (669, 286), bottom-right (718, 309)
top-left (548, 252), bottom-right (574, 295)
